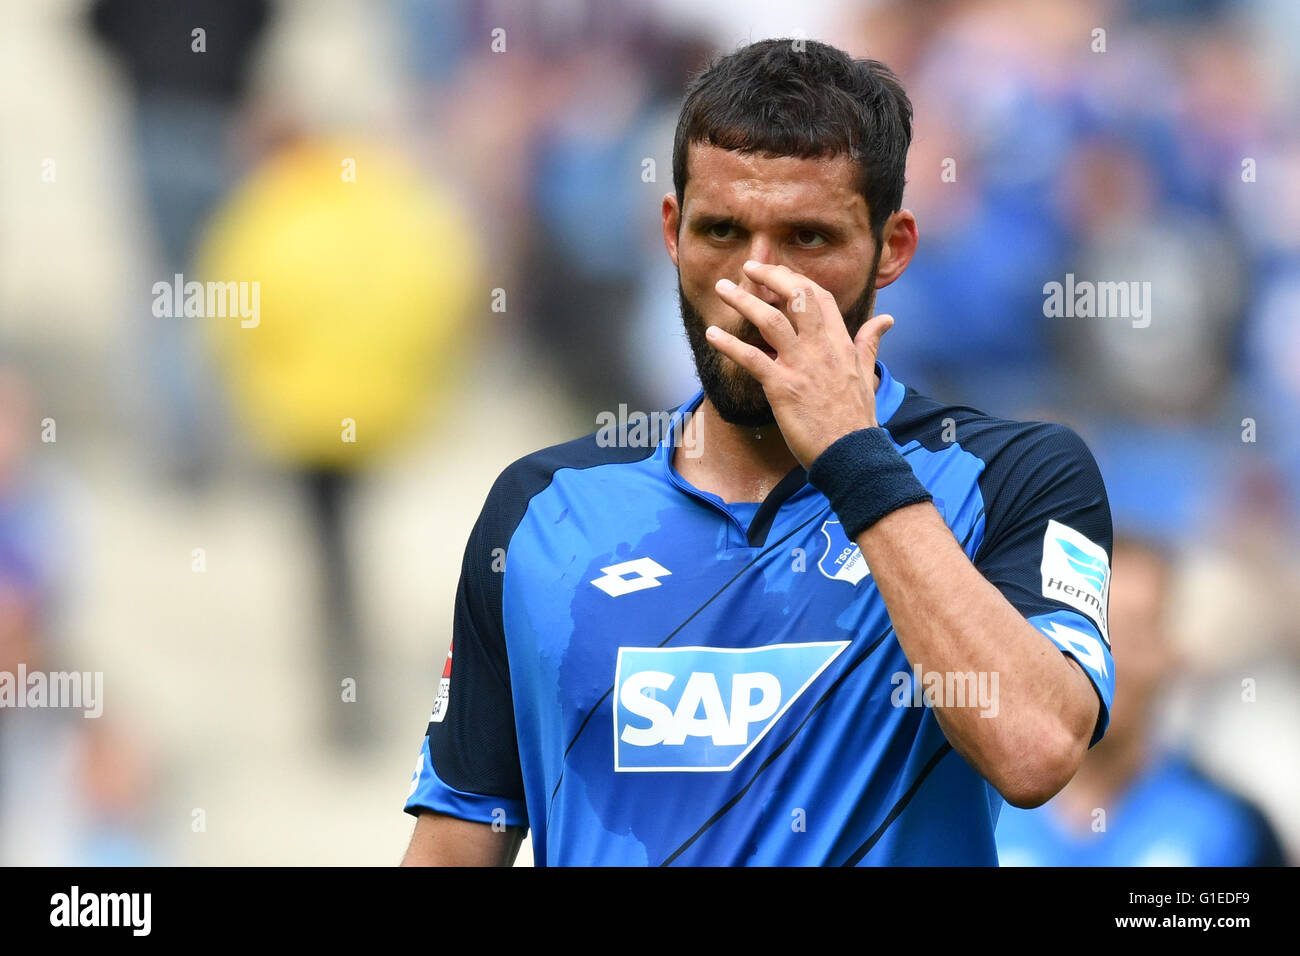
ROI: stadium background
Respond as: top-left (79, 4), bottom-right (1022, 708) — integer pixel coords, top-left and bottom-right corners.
top-left (0, 0), bottom-right (1296, 865)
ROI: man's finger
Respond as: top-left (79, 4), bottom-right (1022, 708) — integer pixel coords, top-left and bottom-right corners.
top-left (715, 278), bottom-right (798, 353)
top-left (704, 324), bottom-right (776, 383)
top-left (739, 260), bottom-right (827, 334)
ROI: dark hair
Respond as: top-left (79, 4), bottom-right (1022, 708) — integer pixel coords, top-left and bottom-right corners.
top-left (672, 38), bottom-right (913, 241)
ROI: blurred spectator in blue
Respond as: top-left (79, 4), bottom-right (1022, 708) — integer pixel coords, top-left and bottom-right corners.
top-left (0, 368), bottom-right (159, 865)
top-left (515, 9), bottom-right (713, 412)
top-left (996, 533), bottom-right (1287, 866)
top-left (1235, 128), bottom-right (1300, 517)
top-left (870, 1), bottom-right (1079, 413)
top-left (88, 0), bottom-right (273, 484)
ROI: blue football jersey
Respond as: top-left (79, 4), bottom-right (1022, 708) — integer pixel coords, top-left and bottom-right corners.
top-left (406, 361), bottom-right (1116, 865)
top-left (995, 752), bottom-right (1287, 866)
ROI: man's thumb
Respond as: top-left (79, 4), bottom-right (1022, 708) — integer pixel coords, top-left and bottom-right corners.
top-left (855, 313), bottom-right (895, 362)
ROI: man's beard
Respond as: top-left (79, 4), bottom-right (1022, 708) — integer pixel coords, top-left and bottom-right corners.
top-left (677, 253), bottom-right (881, 428)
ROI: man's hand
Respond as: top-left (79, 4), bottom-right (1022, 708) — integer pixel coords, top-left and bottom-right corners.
top-left (708, 260), bottom-right (1101, 807)
top-left (705, 259), bottom-right (893, 467)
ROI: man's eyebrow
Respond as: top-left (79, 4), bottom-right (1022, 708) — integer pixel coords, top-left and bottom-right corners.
top-left (689, 211), bottom-right (849, 237)
top-left (688, 212), bottom-right (736, 229)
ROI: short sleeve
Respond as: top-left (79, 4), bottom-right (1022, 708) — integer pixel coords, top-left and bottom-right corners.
top-left (972, 423), bottom-right (1115, 747)
top-left (404, 491), bottom-right (528, 828)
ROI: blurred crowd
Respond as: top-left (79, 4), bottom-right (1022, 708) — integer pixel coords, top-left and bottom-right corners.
top-left (1, 0), bottom-right (1295, 864)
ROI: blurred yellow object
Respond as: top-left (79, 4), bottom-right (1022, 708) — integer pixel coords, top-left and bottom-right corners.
top-left (198, 140), bottom-right (480, 469)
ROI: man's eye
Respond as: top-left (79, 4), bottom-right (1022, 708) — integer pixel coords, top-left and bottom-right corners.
top-left (707, 223), bottom-right (737, 240)
top-left (794, 229), bottom-right (827, 248)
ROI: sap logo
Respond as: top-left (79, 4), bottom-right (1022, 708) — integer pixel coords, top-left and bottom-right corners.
top-left (613, 641), bottom-right (848, 772)
top-left (1040, 519), bottom-right (1111, 645)
top-left (817, 519), bottom-right (869, 585)
top-left (619, 671), bottom-right (778, 746)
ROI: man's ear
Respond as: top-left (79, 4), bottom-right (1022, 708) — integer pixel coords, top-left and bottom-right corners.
top-left (874, 209), bottom-right (918, 289)
top-left (662, 193), bottom-right (681, 267)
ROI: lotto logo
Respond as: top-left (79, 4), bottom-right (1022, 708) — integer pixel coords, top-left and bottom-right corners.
top-left (613, 641), bottom-right (848, 772)
top-left (1042, 620), bottom-right (1108, 681)
top-left (591, 557), bottom-right (672, 597)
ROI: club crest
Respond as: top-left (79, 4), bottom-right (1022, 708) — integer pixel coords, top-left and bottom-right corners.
top-left (817, 519), bottom-right (870, 585)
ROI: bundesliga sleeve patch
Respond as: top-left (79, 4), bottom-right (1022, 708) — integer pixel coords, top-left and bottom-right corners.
top-left (1039, 520), bottom-right (1111, 645)
top-left (430, 642), bottom-right (453, 723)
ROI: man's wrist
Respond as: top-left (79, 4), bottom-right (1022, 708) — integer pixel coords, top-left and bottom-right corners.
top-left (806, 427), bottom-right (933, 539)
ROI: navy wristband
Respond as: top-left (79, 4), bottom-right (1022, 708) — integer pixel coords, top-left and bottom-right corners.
top-left (806, 427), bottom-right (933, 539)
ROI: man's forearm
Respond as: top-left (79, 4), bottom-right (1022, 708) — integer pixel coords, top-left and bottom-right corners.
top-left (401, 811), bottom-right (525, 866)
top-left (855, 500), bottom-right (1099, 807)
